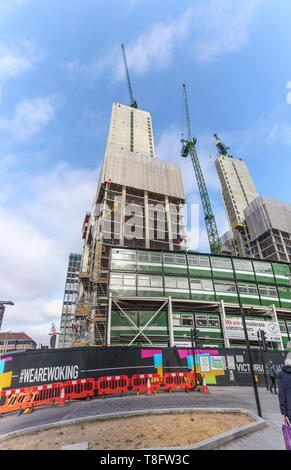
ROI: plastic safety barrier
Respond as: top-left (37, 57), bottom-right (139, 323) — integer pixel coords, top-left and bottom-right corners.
top-left (0, 388), bottom-right (30, 414)
top-left (96, 375), bottom-right (130, 396)
top-left (27, 382), bottom-right (64, 409)
top-left (131, 374), bottom-right (162, 393)
top-left (64, 378), bottom-right (95, 400)
top-left (163, 372), bottom-right (193, 391)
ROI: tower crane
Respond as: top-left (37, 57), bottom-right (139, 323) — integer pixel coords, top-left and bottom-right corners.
top-left (0, 300), bottom-right (14, 331)
top-left (181, 84), bottom-right (221, 255)
top-left (214, 133), bottom-right (230, 156)
top-left (121, 44), bottom-right (137, 109)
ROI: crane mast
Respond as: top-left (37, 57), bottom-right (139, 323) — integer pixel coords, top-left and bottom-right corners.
top-left (181, 84), bottom-right (221, 255)
top-left (121, 44), bottom-right (137, 109)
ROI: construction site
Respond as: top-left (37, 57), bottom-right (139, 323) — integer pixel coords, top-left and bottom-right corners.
top-left (0, 45), bottom-right (290, 454)
top-left (57, 46), bottom-right (291, 353)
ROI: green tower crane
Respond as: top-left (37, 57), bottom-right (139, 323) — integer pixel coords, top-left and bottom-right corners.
top-left (181, 84), bottom-right (221, 255)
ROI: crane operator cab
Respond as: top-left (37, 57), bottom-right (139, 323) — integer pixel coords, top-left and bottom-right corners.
top-left (181, 137), bottom-right (197, 157)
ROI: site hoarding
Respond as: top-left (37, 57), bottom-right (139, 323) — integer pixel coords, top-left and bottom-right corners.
top-left (0, 346), bottom-right (288, 394)
top-left (224, 318), bottom-right (282, 342)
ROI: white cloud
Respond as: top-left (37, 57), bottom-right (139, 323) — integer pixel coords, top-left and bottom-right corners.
top-left (191, 0), bottom-right (263, 63)
top-left (119, 8), bottom-right (193, 78)
top-left (0, 0), bottom-right (28, 21)
top-left (65, 7), bottom-right (193, 79)
top-left (65, 0), bottom-right (262, 80)
top-left (0, 95), bottom-right (57, 141)
top-left (0, 161), bottom-right (99, 345)
top-left (0, 40), bottom-right (42, 82)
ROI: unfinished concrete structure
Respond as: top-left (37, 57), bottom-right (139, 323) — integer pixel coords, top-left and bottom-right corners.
top-left (214, 137), bottom-right (258, 257)
top-left (75, 102), bottom-right (187, 346)
top-left (244, 196), bottom-right (291, 263)
top-left (215, 139), bottom-right (291, 264)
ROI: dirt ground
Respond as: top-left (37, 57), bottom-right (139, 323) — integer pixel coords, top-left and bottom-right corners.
top-left (0, 411), bottom-right (254, 450)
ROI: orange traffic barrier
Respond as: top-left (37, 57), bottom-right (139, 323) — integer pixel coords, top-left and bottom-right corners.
top-left (26, 382), bottom-right (65, 410)
top-left (96, 375), bottom-right (130, 396)
top-left (131, 374), bottom-right (162, 394)
top-left (64, 378), bottom-right (95, 401)
top-left (0, 388), bottom-right (30, 414)
top-left (163, 372), bottom-right (192, 392)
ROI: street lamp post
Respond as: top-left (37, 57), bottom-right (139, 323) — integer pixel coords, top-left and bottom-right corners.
top-left (240, 306), bottom-right (262, 417)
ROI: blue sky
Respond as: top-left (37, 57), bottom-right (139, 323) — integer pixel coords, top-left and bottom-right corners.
top-left (0, 0), bottom-right (291, 344)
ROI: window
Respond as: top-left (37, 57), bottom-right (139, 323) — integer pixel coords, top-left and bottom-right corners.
top-left (112, 249), bottom-right (136, 261)
top-left (222, 259), bottom-right (232, 269)
top-left (209, 316), bottom-right (220, 327)
top-left (201, 280), bottom-right (213, 290)
top-left (225, 283), bottom-right (236, 293)
top-left (279, 321), bottom-right (287, 333)
top-left (259, 287), bottom-right (268, 296)
top-left (234, 260), bottom-right (244, 271)
top-left (200, 257), bottom-right (210, 267)
top-left (214, 282), bottom-right (225, 292)
top-left (258, 286), bottom-right (277, 297)
top-left (211, 258), bottom-right (222, 268)
top-left (182, 314), bottom-right (194, 326)
top-left (287, 323), bottom-right (291, 334)
top-left (124, 275), bottom-right (136, 286)
top-left (196, 315), bottom-right (207, 327)
top-left (248, 285), bottom-right (258, 295)
top-left (151, 276), bottom-right (163, 287)
top-left (269, 287), bottom-right (277, 297)
top-left (234, 259), bottom-right (253, 272)
top-left (138, 276), bottom-right (150, 287)
top-left (177, 277), bottom-right (188, 289)
top-left (176, 254), bottom-right (186, 265)
top-left (164, 254), bottom-right (175, 264)
top-left (188, 256), bottom-right (199, 266)
top-left (190, 279), bottom-right (202, 290)
top-left (165, 277), bottom-right (177, 288)
top-left (254, 261), bottom-right (272, 274)
top-left (238, 285), bottom-right (248, 294)
top-left (151, 253), bottom-right (161, 263)
top-left (138, 252), bottom-right (148, 262)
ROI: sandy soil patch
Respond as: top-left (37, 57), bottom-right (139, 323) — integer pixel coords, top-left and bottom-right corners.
top-left (0, 411), bottom-right (254, 450)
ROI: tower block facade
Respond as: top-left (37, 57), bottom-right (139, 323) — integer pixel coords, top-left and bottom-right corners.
top-left (76, 102), bottom-right (187, 346)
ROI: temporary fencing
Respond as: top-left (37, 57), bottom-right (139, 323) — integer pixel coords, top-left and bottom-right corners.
top-left (64, 378), bottom-right (95, 400)
top-left (96, 375), bottom-right (130, 396)
top-left (0, 388), bottom-right (30, 414)
top-left (163, 372), bottom-right (193, 392)
top-left (131, 374), bottom-right (162, 394)
top-left (27, 382), bottom-right (64, 409)
top-left (0, 369), bottom-right (204, 415)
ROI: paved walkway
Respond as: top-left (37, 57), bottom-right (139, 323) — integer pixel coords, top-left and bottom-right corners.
top-left (0, 386), bottom-right (286, 450)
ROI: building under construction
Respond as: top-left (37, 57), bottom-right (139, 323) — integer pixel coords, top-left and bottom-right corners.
top-left (73, 100), bottom-right (188, 346)
top-left (62, 45), bottom-right (291, 351)
top-left (66, 96), bottom-right (291, 351)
